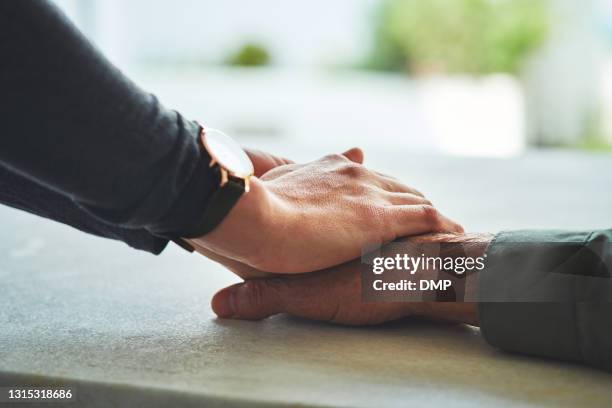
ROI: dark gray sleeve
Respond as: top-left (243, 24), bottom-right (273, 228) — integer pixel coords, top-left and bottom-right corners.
top-left (478, 229), bottom-right (612, 371)
top-left (0, 164), bottom-right (167, 254)
top-left (0, 0), bottom-right (217, 245)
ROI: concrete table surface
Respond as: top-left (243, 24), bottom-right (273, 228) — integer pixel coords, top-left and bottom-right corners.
top-left (1, 150), bottom-right (612, 407)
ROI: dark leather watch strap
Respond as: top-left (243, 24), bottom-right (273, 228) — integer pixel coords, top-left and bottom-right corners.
top-left (172, 178), bottom-right (245, 252)
top-left (184, 178), bottom-right (246, 239)
top-left (172, 125), bottom-right (249, 251)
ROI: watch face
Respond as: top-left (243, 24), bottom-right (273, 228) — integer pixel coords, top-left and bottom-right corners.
top-left (203, 128), bottom-right (254, 178)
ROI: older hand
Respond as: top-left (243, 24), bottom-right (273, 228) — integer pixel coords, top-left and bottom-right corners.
top-left (188, 148), bottom-right (463, 274)
top-left (211, 258), bottom-right (412, 324)
top-left (209, 234), bottom-right (490, 325)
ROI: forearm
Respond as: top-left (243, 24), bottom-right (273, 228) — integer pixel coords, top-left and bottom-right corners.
top-left (0, 164), bottom-right (167, 253)
top-left (0, 1), bottom-right (215, 238)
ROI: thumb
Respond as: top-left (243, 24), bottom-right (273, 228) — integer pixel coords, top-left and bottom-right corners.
top-left (342, 147), bottom-right (364, 164)
top-left (212, 272), bottom-right (348, 322)
top-left (211, 280), bottom-right (284, 320)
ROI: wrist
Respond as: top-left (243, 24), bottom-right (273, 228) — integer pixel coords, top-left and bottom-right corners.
top-left (401, 232), bottom-right (495, 325)
top-left (185, 176), bottom-right (275, 265)
top-left (236, 177), bottom-right (276, 240)
top-left (147, 139), bottom-right (218, 239)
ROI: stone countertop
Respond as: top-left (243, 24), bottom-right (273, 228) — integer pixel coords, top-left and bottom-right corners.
top-left (1, 150), bottom-right (612, 407)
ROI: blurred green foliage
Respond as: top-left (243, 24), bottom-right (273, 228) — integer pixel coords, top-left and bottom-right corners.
top-left (226, 43), bottom-right (271, 67)
top-left (576, 138), bottom-right (612, 152)
top-left (368, 0), bottom-right (549, 75)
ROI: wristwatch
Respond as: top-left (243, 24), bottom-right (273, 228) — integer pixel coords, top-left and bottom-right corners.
top-left (174, 123), bottom-right (254, 251)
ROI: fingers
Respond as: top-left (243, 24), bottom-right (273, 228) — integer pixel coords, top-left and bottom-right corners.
top-left (211, 273), bottom-right (342, 321)
top-left (245, 147), bottom-right (426, 200)
top-left (341, 147), bottom-right (364, 164)
top-left (244, 148), bottom-right (294, 177)
top-left (336, 150), bottom-right (425, 198)
top-left (384, 192), bottom-right (432, 206)
top-left (211, 266), bottom-right (412, 325)
top-left (388, 205), bottom-right (464, 237)
top-left (375, 172), bottom-right (425, 197)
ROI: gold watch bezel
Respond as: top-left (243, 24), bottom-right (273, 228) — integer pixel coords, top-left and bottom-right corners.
top-left (197, 123), bottom-right (254, 192)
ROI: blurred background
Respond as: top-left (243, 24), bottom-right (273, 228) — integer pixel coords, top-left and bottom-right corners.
top-left (53, 0), bottom-right (612, 158)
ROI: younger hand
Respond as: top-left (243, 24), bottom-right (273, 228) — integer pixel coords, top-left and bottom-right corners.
top-left (188, 148), bottom-right (463, 274)
top-left (244, 148), bottom-right (293, 177)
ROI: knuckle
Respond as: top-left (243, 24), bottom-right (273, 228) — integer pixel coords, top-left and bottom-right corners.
top-left (420, 205), bottom-right (440, 228)
top-left (323, 153), bottom-right (346, 162)
top-left (421, 198), bottom-right (433, 206)
top-left (355, 181), bottom-right (373, 196)
top-left (340, 163), bottom-right (366, 178)
top-left (242, 280), bottom-right (268, 308)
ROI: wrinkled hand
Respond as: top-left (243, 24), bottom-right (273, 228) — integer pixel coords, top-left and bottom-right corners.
top-left (209, 251), bottom-right (480, 326)
top-left (209, 234), bottom-right (487, 325)
top-left (211, 257), bottom-right (414, 324)
top-left (188, 148), bottom-right (463, 274)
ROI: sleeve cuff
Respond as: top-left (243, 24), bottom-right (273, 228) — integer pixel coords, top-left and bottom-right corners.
top-left (477, 230), bottom-right (600, 365)
top-left (144, 118), bottom-right (218, 239)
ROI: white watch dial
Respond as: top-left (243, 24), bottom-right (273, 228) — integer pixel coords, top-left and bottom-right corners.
top-left (203, 128), bottom-right (254, 178)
